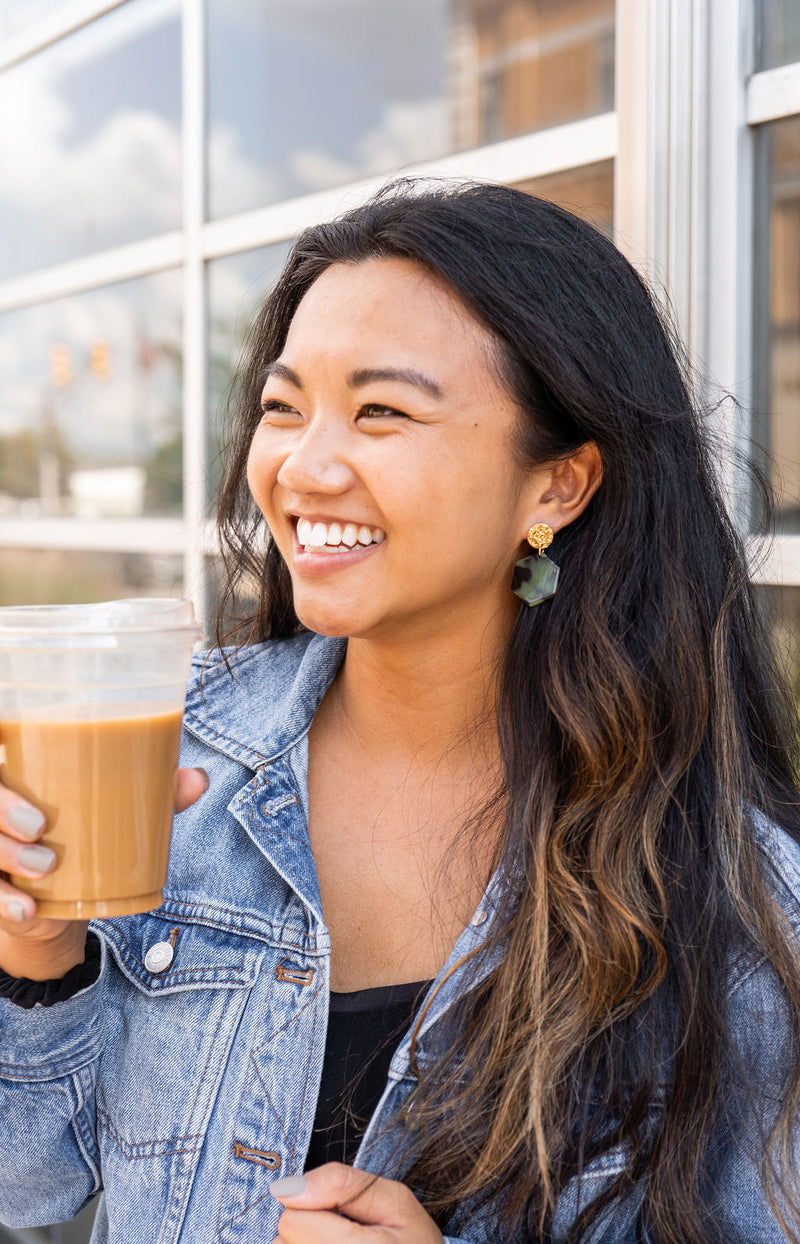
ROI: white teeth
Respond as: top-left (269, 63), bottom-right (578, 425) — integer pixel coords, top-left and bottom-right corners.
top-left (296, 519), bottom-right (386, 549)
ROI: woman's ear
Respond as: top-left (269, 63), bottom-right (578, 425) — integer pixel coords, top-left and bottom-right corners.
top-left (526, 441), bottom-right (603, 536)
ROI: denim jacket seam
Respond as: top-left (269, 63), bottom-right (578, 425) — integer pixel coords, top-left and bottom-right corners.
top-left (70, 1067), bottom-right (102, 1193)
top-left (215, 984), bottom-right (324, 1234)
top-left (0, 1038), bottom-right (101, 1082)
top-left (152, 908), bottom-right (319, 953)
top-left (217, 1001), bottom-right (320, 1235)
top-left (182, 710), bottom-right (270, 767)
top-left (188, 642), bottom-right (271, 697)
top-left (96, 924), bottom-right (258, 984)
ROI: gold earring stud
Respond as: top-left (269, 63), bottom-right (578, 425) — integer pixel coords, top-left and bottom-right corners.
top-left (526, 523), bottom-right (554, 558)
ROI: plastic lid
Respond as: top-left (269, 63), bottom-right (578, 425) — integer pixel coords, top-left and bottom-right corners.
top-left (0, 598), bottom-right (201, 644)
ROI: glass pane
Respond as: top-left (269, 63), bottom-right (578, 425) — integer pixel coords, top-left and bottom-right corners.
top-left (204, 554), bottom-right (260, 646)
top-left (514, 158), bottom-right (614, 238)
top-left (0, 549), bottom-right (183, 607)
top-left (0, 0), bottom-right (181, 279)
top-left (0, 270), bottom-right (183, 518)
top-left (206, 241), bottom-right (294, 506)
top-left (0, 0), bottom-right (66, 40)
top-left (757, 585), bottom-right (800, 716)
top-left (206, 0), bottom-right (616, 219)
top-left (753, 115), bottom-right (800, 533)
top-left (757, 0), bottom-right (800, 70)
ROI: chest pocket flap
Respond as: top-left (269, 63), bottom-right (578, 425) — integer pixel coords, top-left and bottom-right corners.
top-left (94, 913), bottom-right (263, 996)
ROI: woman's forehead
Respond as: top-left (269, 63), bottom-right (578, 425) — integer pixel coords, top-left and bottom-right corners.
top-left (281, 257), bottom-right (498, 378)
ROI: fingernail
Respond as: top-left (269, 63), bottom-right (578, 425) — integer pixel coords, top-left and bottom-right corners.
top-left (16, 844), bottom-right (56, 874)
top-left (197, 768), bottom-right (209, 793)
top-left (269, 1175), bottom-right (308, 1199)
top-left (7, 806), bottom-right (45, 838)
top-left (6, 900), bottom-right (29, 923)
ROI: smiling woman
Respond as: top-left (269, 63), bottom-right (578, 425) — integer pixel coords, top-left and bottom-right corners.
top-left (0, 181), bottom-right (800, 1244)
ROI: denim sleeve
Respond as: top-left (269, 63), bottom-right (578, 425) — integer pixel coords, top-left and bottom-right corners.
top-left (0, 937), bottom-right (104, 1228)
top-left (705, 954), bottom-right (800, 1241)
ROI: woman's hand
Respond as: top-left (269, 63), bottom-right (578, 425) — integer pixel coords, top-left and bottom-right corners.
top-left (270, 1164), bottom-right (445, 1243)
top-left (0, 767), bottom-right (208, 980)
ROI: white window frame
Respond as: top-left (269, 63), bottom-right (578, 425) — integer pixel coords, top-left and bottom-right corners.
top-left (0, 0), bottom-right (621, 622)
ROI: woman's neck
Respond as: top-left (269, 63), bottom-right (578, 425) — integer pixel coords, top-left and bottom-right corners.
top-left (323, 615), bottom-right (511, 769)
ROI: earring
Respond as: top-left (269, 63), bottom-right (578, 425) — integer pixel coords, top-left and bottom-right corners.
top-left (512, 523), bottom-right (560, 606)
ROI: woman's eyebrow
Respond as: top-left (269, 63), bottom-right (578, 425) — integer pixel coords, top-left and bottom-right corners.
top-left (348, 367), bottom-right (443, 400)
top-left (262, 361), bottom-right (303, 388)
top-left (261, 360), bottom-right (444, 401)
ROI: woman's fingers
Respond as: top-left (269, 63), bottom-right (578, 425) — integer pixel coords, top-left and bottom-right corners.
top-left (0, 876), bottom-right (37, 924)
top-left (173, 767), bottom-right (209, 814)
top-left (0, 831), bottom-right (55, 882)
top-left (0, 785), bottom-right (46, 843)
top-left (270, 1165), bottom-right (444, 1242)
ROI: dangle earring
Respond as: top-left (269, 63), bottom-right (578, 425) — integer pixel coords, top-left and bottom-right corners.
top-left (512, 523), bottom-right (560, 606)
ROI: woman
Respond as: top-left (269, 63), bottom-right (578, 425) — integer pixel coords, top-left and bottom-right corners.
top-left (0, 181), bottom-right (799, 1244)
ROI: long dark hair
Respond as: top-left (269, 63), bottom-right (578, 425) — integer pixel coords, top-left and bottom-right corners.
top-left (217, 181), bottom-right (800, 1242)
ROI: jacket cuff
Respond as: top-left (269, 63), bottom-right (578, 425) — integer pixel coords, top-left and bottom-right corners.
top-left (0, 937), bottom-right (105, 1080)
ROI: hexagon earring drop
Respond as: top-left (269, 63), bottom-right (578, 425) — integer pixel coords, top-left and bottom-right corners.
top-left (511, 523), bottom-right (560, 606)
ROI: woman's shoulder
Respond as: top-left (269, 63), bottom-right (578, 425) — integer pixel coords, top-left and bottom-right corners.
top-left (750, 808), bottom-right (800, 934)
top-left (726, 811), bottom-right (800, 1028)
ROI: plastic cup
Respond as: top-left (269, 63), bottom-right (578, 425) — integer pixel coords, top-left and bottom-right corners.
top-left (0, 598), bottom-right (201, 919)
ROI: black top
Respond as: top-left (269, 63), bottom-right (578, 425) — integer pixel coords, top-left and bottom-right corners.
top-left (304, 978), bottom-right (431, 1171)
top-left (0, 946), bottom-right (429, 1170)
top-left (0, 935), bottom-right (101, 1008)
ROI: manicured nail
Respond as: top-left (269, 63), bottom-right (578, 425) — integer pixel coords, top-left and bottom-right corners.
top-left (16, 844), bottom-right (56, 874)
top-left (269, 1175), bottom-right (308, 1199)
top-left (7, 806), bottom-right (45, 838)
top-left (197, 768), bottom-right (209, 793)
top-left (6, 900), bottom-right (29, 923)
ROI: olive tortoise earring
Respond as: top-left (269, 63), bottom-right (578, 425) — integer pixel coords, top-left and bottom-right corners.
top-left (512, 523), bottom-right (560, 606)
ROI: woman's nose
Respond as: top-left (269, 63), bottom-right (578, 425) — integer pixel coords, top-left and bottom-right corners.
top-left (276, 424), bottom-right (355, 495)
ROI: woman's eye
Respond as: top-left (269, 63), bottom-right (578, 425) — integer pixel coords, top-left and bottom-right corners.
top-left (260, 399), bottom-right (299, 418)
top-left (358, 403), bottom-right (408, 420)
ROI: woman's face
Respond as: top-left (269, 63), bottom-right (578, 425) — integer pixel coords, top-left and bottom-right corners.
top-left (247, 256), bottom-right (544, 643)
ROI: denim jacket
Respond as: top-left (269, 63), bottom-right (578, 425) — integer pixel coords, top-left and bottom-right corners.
top-left (1, 631), bottom-right (799, 1243)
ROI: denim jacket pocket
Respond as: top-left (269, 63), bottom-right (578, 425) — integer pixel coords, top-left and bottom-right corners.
top-left (92, 914), bottom-right (264, 1244)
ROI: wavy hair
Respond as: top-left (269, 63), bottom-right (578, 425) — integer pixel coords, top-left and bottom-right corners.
top-left (216, 181), bottom-right (800, 1242)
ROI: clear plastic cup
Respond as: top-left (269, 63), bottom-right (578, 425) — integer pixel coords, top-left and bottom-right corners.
top-left (0, 598), bottom-right (202, 919)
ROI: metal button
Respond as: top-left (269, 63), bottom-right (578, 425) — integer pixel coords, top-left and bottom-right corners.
top-left (144, 941), bottom-right (174, 973)
top-left (470, 909), bottom-right (488, 927)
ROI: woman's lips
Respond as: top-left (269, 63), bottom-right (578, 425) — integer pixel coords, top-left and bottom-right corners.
top-left (290, 526), bottom-right (383, 575)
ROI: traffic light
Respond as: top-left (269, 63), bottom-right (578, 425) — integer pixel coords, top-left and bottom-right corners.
top-left (89, 340), bottom-right (111, 380)
top-left (50, 343), bottom-right (72, 387)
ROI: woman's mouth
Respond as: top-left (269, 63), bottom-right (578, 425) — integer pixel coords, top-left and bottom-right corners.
top-left (295, 517), bottom-right (386, 553)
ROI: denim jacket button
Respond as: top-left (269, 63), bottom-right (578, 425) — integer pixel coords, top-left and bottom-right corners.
top-left (144, 942), bottom-right (174, 973)
top-left (470, 909), bottom-right (488, 927)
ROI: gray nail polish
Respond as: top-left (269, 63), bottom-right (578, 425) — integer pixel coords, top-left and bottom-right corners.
top-left (268, 1175), bottom-right (308, 1199)
top-left (7, 806), bottom-right (45, 838)
top-left (6, 900), bottom-right (28, 923)
top-left (16, 844), bottom-right (56, 874)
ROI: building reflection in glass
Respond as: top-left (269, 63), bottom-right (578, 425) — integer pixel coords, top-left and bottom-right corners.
top-left (0, 270), bottom-right (183, 519)
top-left (206, 0), bottom-right (615, 219)
top-left (755, 114), bottom-right (800, 533)
top-left (0, 549), bottom-right (183, 608)
top-left (206, 241), bottom-right (294, 508)
top-left (513, 158), bottom-right (613, 238)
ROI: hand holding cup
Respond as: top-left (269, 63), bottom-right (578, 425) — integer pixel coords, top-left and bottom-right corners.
top-left (0, 767), bottom-right (208, 980)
